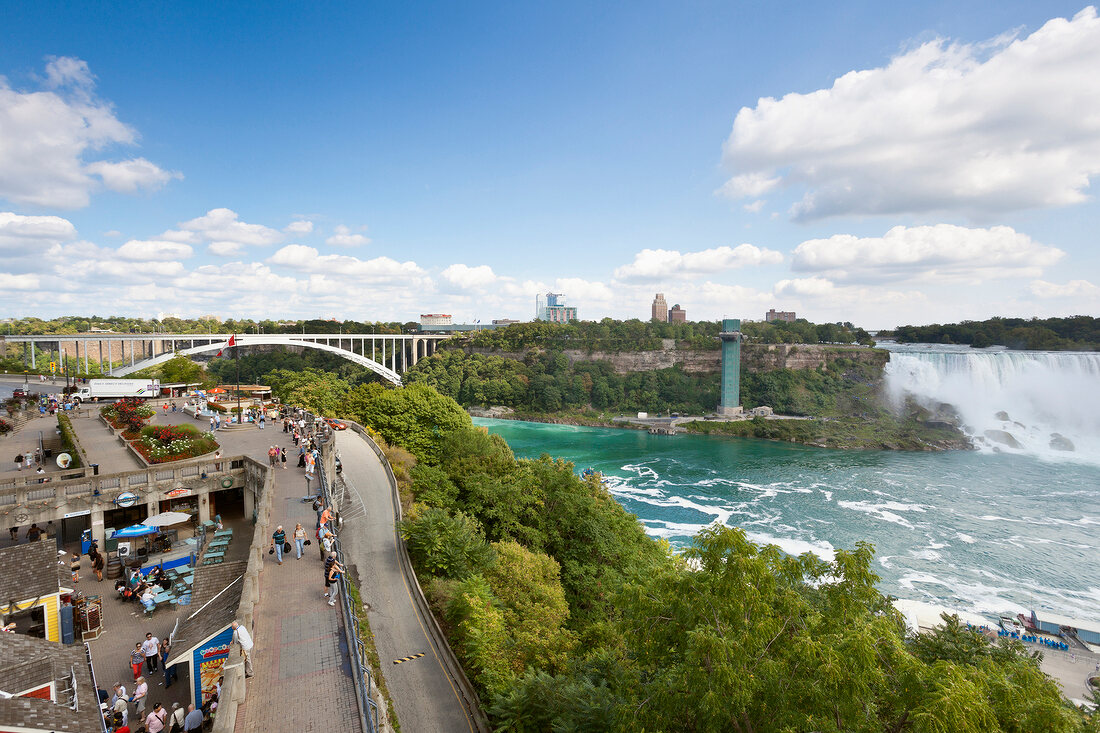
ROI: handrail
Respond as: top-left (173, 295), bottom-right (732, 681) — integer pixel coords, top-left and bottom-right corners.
top-left (318, 454), bottom-right (378, 733)
top-left (342, 419), bottom-right (491, 733)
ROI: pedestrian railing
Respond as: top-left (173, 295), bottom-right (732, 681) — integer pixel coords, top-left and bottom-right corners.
top-left (318, 459), bottom-right (379, 733)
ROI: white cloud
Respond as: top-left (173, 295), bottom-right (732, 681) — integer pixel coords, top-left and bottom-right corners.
top-left (103, 229), bottom-right (122, 237)
top-left (0, 57), bottom-right (177, 208)
top-left (268, 244), bottom-right (427, 284)
top-left (285, 220), bottom-right (314, 235)
top-left (721, 7), bottom-right (1100, 220)
top-left (790, 224), bottom-right (1063, 283)
top-left (0, 212), bottom-right (77, 251)
top-left (743, 199), bottom-right (766, 214)
top-left (86, 158), bottom-right (181, 193)
top-left (0, 272), bottom-right (40, 290)
top-left (325, 224), bottom-right (370, 247)
top-left (162, 208), bottom-right (283, 256)
top-left (441, 264), bottom-right (498, 289)
top-left (116, 239), bottom-right (194, 261)
top-left (1029, 279), bottom-right (1099, 298)
top-left (615, 244), bottom-right (783, 281)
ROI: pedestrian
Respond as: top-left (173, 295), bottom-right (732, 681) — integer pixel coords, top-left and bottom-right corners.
top-left (112, 693), bottom-right (129, 729)
top-left (142, 632), bottom-right (160, 673)
top-left (130, 643), bottom-right (144, 680)
top-left (7, 526), bottom-right (15, 540)
top-left (258, 412), bottom-right (265, 429)
top-left (110, 682), bottom-right (127, 709)
top-left (324, 552), bottom-right (344, 606)
top-left (168, 701), bottom-right (185, 733)
top-left (26, 523), bottom-right (41, 541)
top-left (297, 444), bottom-right (306, 467)
top-left (270, 525), bottom-right (286, 564)
top-left (130, 676), bottom-right (148, 716)
top-left (183, 703), bottom-right (203, 732)
top-left (230, 620), bottom-right (254, 678)
top-left (146, 701), bottom-right (168, 732)
top-left (70, 553), bottom-right (80, 583)
top-left (292, 523), bottom-right (306, 559)
top-left (160, 638), bottom-right (176, 688)
top-left (267, 446), bottom-right (276, 467)
top-left (280, 446), bottom-right (287, 470)
top-left (209, 416), bottom-right (216, 432)
top-left (15, 453), bottom-right (23, 471)
top-left (92, 550), bottom-right (105, 582)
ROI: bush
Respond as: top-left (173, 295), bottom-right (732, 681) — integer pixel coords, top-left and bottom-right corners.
top-left (133, 423), bottom-right (218, 463)
top-left (445, 575), bottom-right (513, 697)
top-left (56, 413), bottom-right (83, 468)
top-left (399, 505), bottom-right (494, 580)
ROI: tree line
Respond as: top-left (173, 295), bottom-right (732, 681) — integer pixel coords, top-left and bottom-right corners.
top-left (887, 316), bottom-right (1100, 350)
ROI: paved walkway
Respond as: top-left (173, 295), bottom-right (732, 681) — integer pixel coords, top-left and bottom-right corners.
top-left (336, 430), bottom-right (476, 733)
top-left (67, 412), bottom-right (143, 473)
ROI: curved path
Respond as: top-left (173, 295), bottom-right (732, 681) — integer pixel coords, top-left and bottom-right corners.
top-left (335, 430), bottom-right (480, 733)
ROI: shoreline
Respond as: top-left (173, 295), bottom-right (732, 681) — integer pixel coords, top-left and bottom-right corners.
top-left (467, 407), bottom-right (973, 452)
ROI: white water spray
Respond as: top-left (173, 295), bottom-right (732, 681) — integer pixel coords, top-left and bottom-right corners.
top-left (882, 344), bottom-right (1100, 463)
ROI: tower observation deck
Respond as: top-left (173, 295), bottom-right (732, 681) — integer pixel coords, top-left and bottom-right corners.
top-left (718, 318), bottom-right (743, 416)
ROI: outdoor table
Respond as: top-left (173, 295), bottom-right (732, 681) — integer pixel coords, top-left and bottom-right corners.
top-left (154, 591), bottom-right (175, 604)
top-left (181, 575), bottom-right (193, 585)
top-left (214, 529), bottom-right (233, 537)
top-left (207, 539), bottom-right (229, 549)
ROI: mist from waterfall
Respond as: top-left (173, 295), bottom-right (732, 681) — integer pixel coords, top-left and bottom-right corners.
top-left (882, 343), bottom-right (1100, 463)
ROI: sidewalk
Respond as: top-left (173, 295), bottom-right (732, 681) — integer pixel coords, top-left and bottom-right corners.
top-left (66, 414), bottom-right (143, 473)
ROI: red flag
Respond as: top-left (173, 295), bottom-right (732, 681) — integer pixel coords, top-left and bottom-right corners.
top-left (215, 334), bottom-right (236, 358)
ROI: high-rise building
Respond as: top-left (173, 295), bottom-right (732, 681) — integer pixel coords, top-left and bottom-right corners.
top-left (536, 292), bottom-right (578, 322)
top-left (651, 293), bottom-right (668, 322)
top-left (668, 304), bottom-right (686, 323)
top-left (766, 309), bottom-right (797, 323)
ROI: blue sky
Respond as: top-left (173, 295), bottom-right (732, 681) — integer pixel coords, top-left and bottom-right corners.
top-left (1, 1), bottom-right (1097, 328)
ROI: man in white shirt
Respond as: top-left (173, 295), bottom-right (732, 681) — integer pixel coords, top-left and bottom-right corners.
top-left (231, 620), bottom-right (254, 678)
top-left (142, 632), bottom-right (160, 673)
top-left (169, 701), bottom-right (186, 732)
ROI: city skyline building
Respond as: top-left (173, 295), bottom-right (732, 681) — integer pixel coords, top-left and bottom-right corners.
top-left (651, 293), bottom-right (668, 322)
top-left (536, 292), bottom-right (578, 323)
top-left (669, 304), bottom-right (686, 323)
top-left (766, 309), bottom-right (797, 323)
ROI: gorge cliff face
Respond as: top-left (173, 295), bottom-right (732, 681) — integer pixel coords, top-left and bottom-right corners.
top-left (466, 343), bottom-right (887, 375)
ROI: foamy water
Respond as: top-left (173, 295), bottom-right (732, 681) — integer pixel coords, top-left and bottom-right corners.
top-left (477, 417), bottom-right (1100, 625)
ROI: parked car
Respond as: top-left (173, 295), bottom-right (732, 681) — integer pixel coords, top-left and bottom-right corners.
top-left (325, 418), bottom-right (348, 431)
top-left (12, 388), bottom-right (27, 398)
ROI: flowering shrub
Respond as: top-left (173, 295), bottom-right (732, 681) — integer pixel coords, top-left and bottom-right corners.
top-left (101, 398), bottom-right (155, 430)
top-left (134, 423), bottom-right (219, 464)
top-left (0, 418), bottom-right (11, 435)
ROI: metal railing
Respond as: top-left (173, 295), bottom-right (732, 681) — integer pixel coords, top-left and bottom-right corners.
top-left (318, 457), bottom-right (379, 733)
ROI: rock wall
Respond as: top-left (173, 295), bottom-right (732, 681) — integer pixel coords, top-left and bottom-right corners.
top-left (465, 343), bottom-right (887, 375)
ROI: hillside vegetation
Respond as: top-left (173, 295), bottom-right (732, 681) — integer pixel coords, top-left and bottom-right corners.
top-left (292, 380), bottom-right (1095, 733)
top-left (888, 315), bottom-right (1099, 350)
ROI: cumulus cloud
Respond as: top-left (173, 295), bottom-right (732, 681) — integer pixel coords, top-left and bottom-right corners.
top-left (325, 224), bottom-right (370, 247)
top-left (1029, 279), bottom-right (1099, 298)
top-left (86, 158), bottom-right (181, 193)
top-left (0, 57), bottom-right (178, 208)
top-left (268, 244), bottom-right (428, 285)
top-left (721, 8), bottom-right (1100, 220)
top-left (790, 224), bottom-right (1063, 283)
top-left (161, 208), bottom-right (283, 256)
top-left (0, 272), bottom-right (40, 290)
top-left (285, 220), bottom-right (314, 235)
top-left (615, 244), bottom-right (783, 281)
top-left (0, 212), bottom-right (77, 251)
top-left (441, 264), bottom-right (498, 289)
top-left (115, 239), bottom-right (194, 261)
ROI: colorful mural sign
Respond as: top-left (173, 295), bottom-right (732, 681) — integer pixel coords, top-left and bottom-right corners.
top-left (192, 626), bottom-right (233, 708)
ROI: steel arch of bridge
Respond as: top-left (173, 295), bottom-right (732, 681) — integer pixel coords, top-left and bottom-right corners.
top-left (110, 335), bottom-right (404, 384)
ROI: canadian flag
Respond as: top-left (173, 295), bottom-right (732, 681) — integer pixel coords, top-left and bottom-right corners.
top-left (215, 334), bottom-right (237, 358)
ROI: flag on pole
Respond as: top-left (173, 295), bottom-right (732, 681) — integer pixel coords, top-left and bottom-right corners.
top-left (216, 334), bottom-right (236, 357)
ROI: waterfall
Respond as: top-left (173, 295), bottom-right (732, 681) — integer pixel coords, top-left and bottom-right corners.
top-left (882, 344), bottom-right (1100, 462)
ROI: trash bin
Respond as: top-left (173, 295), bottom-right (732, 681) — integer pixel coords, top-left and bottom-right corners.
top-left (44, 448), bottom-right (53, 458)
top-left (91, 464), bottom-right (99, 476)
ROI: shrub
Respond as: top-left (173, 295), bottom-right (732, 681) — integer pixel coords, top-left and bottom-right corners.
top-left (399, 505), bottom-right (494, 580)
top-left (133, 423), bottom-right (219, 463)
top-left (56, 413), bottom-right (83, 468)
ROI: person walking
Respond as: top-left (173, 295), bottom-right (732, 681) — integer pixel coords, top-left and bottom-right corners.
top-left (145, 702), bottom-right (168, 732)
top-left (297, 444), bottom-right (306, 467)
top-left (130, 676), bottom-right (148, 717)
top-left (258, 412), bottom-right (265, 429)
top-left (324, 553), bottom-right (344, 606)
top-left (292, 523), bottom-right (306, 559)
top-left (267, 446), bottom-right (277, 467)
top-left (280, 446), bottom-right (287, 470)
top-left (230, 620), bottom-right (254, 678)
top-left (183, 703), bottom-right (203, 732)
top-left (160, 638), bottom-right (176, 688)
top-left (92, 550), bottom-right (105, 582)
top-left (111, 692), bottom-right (129, 729)
top-left (168, 701), bottom-right (185, 732)
top-left (270, 525), bottom-right (286, 564)
top-left (142, 632), bottom-right (160, 673)
top-left (130, 643), bottom-right (144, 680)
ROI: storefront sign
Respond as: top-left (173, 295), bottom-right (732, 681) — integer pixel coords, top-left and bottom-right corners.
top-left (193, 627), bottom-right (233, 707)
top-left (165, 487), bottom-right (191, 498)
top-left (63, 509), bottom-right (91, 518)
top-left (115, 492), bottom-right (139, 508)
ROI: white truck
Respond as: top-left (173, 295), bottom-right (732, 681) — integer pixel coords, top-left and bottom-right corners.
top-left (71, 379), bottom-right (161, 403)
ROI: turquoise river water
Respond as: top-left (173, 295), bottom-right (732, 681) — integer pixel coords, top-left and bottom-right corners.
top-left (474, 417), bottom-right (1100, 624)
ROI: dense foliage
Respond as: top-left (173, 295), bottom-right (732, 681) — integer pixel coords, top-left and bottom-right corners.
top-left (405, 348), bottom-right (720, 415)
top-left (1, 315), bottom-right (411, 336)
top-left (448, 318), bottom-right (872, 352)
top-left (344, 384), bottom-right (1094, 732)
top-left (890, 316), bottom-right (1100, 350)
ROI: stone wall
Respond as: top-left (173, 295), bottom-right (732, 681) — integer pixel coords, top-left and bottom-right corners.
top-left (465, 343), bottom-right (886, 375)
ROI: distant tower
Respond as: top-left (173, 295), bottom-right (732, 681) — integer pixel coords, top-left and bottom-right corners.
top-left (718, 318), bottom-right (743, 416)
top-left (668, 304), bottom-right (686, 323)
top-left (651, 293), bottom-right (668, 322)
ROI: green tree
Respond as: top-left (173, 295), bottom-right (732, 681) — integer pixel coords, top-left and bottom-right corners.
top-left (346, 383), bottom-right (471, 464)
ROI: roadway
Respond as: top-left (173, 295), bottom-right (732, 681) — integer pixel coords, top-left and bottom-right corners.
top-left (335, 429), bottom-right (479, 733)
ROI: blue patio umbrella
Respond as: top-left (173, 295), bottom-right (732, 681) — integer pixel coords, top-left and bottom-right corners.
top-left (113, 524), bottom-right (160, 538)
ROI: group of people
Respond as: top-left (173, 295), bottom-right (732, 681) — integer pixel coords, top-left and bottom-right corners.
top-left (104, 632), bottom-right (198, 732)
top-left (115, 566), bottom-right (171, 612)
top-left (266, 445), bottom-right (287, 469)
top-left (268, 499), bottom-right (343, 608)
top-left (12, 447), bottom-right (42, 470)
top-left (71, 544), bottom-right (106, 583)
